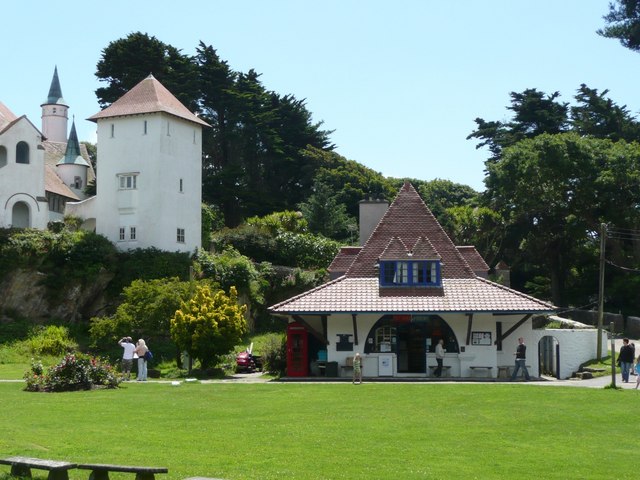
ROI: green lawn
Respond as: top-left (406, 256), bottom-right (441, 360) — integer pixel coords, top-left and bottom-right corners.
top-left (0, 381), bottom-right (634, 480)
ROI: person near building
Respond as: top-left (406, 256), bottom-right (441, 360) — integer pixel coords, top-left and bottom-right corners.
top-left (434, 339), bottom-right (446, 377)
top-left (510, 337), bottom-right (531, 381)
top-left (352, 352), bottom-right (363, 384)
top-left (617, 338), bottom-right (635, 383)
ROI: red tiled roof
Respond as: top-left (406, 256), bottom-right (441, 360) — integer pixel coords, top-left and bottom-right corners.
top-left (44, 164), bottom-right (79, 200)
top-left (457, 246), bottom-right (489, 273)
top-left (379, 237), bottom-right (410, 260)
top-left (327, 246), bottom-right (361, 274)
top-left (346, 182), bottom-right (474, 279)
top-left (88, 75), bottom-right (209, 127)
top-left (0, 101), bottom-right (17, 131)
top-left (270, 181), bottom-right (556, 315)
top-left (269, 276), bottom-right (554, 314)
top-left (411, 236), bottom-right (441, 259)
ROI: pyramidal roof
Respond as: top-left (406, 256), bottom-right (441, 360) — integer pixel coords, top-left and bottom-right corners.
top-left (346, 181), bottom-right (474, 279)
top-left (269, 181), bottom-right (555, 314)
top-left (57, 120), bottom-right (89, 167)
top-left (42, 66), bottom-right (67, 106)
top-left (88, 74), bottom-right (209, 127)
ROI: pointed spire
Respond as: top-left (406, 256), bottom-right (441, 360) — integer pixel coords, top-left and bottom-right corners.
top-left (44, 66), bottom-right (67, 106)
top-left (57, 119), bottom-right (89, 166)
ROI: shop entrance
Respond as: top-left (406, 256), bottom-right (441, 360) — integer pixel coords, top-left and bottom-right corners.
top-left (365, 314), bottom-right (459, 374)
top-left (397, 323), bottom-right (428, 373)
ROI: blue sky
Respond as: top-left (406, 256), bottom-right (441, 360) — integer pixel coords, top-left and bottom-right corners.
top-left (2, 0), bottom-right (639, 191)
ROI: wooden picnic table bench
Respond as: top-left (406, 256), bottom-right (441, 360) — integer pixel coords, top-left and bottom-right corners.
top-left (0, 456), bottom-right (77, 480)
top-left (77, 463), bottom-right (168, 480)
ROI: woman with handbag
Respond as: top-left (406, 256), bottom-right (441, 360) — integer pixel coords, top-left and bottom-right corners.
top-left (134, 339), bottom-right (149, 381)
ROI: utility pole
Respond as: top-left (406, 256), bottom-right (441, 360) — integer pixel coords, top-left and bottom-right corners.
top-left (610, 322), bottom-right (616, 388)
top-left (597, 223), bottom-right (606, 361)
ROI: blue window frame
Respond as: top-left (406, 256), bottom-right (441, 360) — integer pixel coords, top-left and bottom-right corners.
top-left (380, 261), bottom-right (441, 286)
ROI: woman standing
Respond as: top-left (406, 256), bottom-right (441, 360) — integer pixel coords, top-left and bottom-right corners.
top-left (134, 339), bottom-right (149, 381)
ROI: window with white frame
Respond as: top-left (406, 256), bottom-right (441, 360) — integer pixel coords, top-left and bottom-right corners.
top-left (130, 226), bottom-right (137, 240)
top-left (118, 173), bottom-right (138, 190)
top-left (177, 228), bottom-right (185, 243)
top-left (179, 178), bottom-right (183, 193)
top-left (380, 260), bottom-right (441, 287)
top-left (119, 227), bottom-right (126, 241)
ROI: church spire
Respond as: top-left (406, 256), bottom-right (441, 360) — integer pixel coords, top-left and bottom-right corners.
top-left (57, 119), bottom-right (89, 166)
top-left (44, 66), bottom-right (67, 106)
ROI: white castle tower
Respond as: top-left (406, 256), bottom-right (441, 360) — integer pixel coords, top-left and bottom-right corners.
top-left (86, 74), bottom-right (209, 252)
top-left (41, 66), bottom-right (69, 143)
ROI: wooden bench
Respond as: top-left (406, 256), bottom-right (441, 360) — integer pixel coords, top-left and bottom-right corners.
top-left (77, 463), bottom-right (168, 480)
top-left (0, 456), bottom-right (77, 480)
top-left (428, 365), bottom-right (451, 377)
top-left (497, 366), bottom-right (511, 378)
top-left (469, 366), bottom-right (493, 378)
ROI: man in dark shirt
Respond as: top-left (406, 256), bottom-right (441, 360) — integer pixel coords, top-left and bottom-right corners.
top-left (510, 337), bottom-right (531, 381)
top-left (617, 338), bottom-right (635, 383)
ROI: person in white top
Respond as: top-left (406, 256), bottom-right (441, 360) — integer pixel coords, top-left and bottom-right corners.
top-left (434, 339), bottom-right (446, 378)
top-left (118, 337), bottom-right (136, 380)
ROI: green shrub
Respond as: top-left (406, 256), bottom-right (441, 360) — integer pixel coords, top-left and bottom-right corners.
top-left (25, 325), bottom-right (77, 357)
top-left (108, 248), bottom-right (193, 295)
top-left (259, 333), bottom-right (287, 376)
top-left (24, 353), bottom-right (120, 392)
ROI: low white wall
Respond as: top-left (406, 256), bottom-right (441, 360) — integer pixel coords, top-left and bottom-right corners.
top-left (532, 329), bottom-right (608, 379)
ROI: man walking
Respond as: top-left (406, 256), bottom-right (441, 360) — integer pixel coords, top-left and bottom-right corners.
top-left (510, 337), bottom-right (531, 381)
top-left (617, 338), bottom-right (635, 383)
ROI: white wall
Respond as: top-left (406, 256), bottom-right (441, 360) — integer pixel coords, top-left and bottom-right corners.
top-left (531, 329), bottom-right (608, 380)
top-left (0, 118), bottom-right (48, 229)
top-left (94, 113), bottom-right (202, 252)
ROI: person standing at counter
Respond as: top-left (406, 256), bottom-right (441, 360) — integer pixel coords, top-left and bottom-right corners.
top-left (352, 352), bottom-right (363, 384)
top-left (434, 339), bottom-right (446, 377)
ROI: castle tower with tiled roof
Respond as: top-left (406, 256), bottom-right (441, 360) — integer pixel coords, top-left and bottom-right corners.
top-left (87, 74), bottom-right (209, 252)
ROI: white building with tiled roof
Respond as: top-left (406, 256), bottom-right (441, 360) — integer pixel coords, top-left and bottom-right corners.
top-left (270, 182), bottom-right (562, 379)
top-left (0, 67), bottom-right (93, 229)
top-left (69, 74), bottom-right (209, 252)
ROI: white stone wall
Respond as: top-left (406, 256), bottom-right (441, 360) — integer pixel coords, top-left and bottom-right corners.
top-left (94, 113), bottom-right (202, 252)
top-left (41, 104), bottom-right (68, 143)
top-left (0, 117), bottom-right (48, 229)
top-left (531, 328), bottom-right (608, 380)
top-left (298, 314), bottom-right (607, 380)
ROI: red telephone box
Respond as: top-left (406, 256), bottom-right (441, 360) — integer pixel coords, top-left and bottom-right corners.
top-left (287, 322), bottom-right (309, 377)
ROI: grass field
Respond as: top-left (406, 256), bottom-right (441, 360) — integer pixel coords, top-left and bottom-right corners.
top-left (0, 380), bottom-right (635, 480)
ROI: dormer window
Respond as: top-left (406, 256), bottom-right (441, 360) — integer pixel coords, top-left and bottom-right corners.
top-left (380, 260), bottom-right (441, 287)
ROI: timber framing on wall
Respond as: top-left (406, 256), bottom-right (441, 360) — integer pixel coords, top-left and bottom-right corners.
top-left (495, 314), bottom-right (532, 343)
top-left (352, 314), bottom-right (359, 345)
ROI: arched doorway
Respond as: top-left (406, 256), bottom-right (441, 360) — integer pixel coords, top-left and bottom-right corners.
top-left (11, 201), bottom-right (30, 228)
top-left (538, 335), bottom-right (559, 379)
top-left (364, 314), bottom-right (459, 374)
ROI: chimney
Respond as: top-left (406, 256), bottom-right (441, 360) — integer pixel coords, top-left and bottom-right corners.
top-left (358, 198), bottom-right (389, 246)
